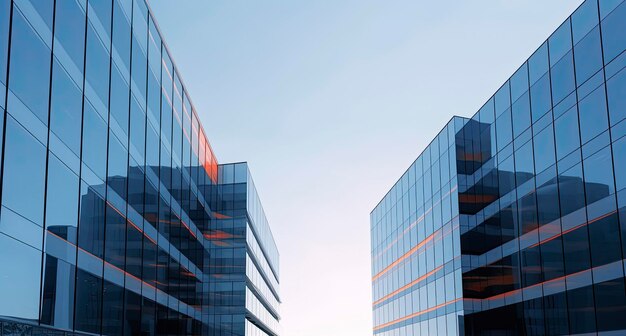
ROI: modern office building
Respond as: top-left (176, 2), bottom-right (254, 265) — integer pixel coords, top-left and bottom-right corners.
top-left (0, 0), bottom-right (280, 335)
top-left (370, 0), bottom-right (626, 334)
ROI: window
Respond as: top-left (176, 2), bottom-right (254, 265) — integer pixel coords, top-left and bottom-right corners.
top-left (108, 133), bottom-right (128, 201)
top-left (601, 1), bottom-right (626, 63)
top-left (533, 125), bottom-right (555, 174)
top-left (8, 8), bottom-right (51, 124)
top-left (74, 269), bottom-right (102, 334)
top-left (102, 280), bottom-right (124, 335)
top-left (54, 0), bottom-right (86, 71)
top-left (514, 140), bottom-right (534, 186)
top-left (85, 25), bottom-right (110, 115)
top-left (498, 155), bottom-right (515, 196)
top-left (607, 66), bottom-right (626, 126)
top-left (110, 64), bottom-right (129, 138)
top-left (112, 0), bottom-right (131, 74)
top-left (578, 85), bottom-right (609, 144)
top-left (82, 101), bottom-right (108, 180)
top-left (78, 181), bottom-right (105, 259)
top-left (563, 225), bottom-right (591, 275)
top-left (554, 106), bottom-right (580, 160)
top-left (510, 63), bottom-right (529, 103)
top-left (512, 93), bottom-right (531, 138)
top-left (46, 154), bottom-right (80, 244)
top-left (529, 42), bottom-right (549, 85)
top-left (550, 52), bottom-right (576, 104)
top-left (571, 0), bottom-right (598, 44)
top-left (588, 212), bottom-right (621, 267)
top-left (104, 203), bottom-right (126, 269)
top-left (543, 292), bottom-right (569, 335)
top-left (583, 146), bottom-right (615, 204)
top-left (559, 163), bottom-right (586, 216)
top-left (2, 117), bottom-right (46, 226)
top-left (0, 233), bottom-right (42, 320)
top-left (536, 171), bottom-right (560, 226)
top-left (130, 97), bottom-right (146, 161)
top-left (495, 82), bottom-right (511, 118)
top-left (50, 60), bottom-right (83, 155)
top-left (89, 0), bottom-right (112, 39)
top-left (530, 74), bottom-right (552, 122)
top-left (549, 19), bottom-right (572, 66)
top-left (567, 286), bottom-right (596, 334)
top-left (40, 254), bottom-right (75, 329)
top-left (496, 109), bottom-right (512, 152)
top-left (613, 136), bottom-right (626, 191)
top-left (594, 279), bottom-right (626, 331)
top-left (574, 27), bottom-right (603, 85)
top-left (0, 0), bottom-right (11, 88)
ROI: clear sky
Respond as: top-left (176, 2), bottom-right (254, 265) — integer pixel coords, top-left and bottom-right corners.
top-left (148, 1), bottom-right (583, 335)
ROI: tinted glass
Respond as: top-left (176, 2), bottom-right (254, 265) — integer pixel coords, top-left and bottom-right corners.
top-left (8, 9), bottom-right (51, 124)
top-left (82, 102), bottom-right (108, 179)
top-left (601, 1), bottom-right (626, 63)
top-left (533, 125), bottom-right (556, 173)
top-left (578, 85), bottom-right (609, 144)
top-left (554, 106), bottom-right (580, 159)
top-left (574, 27), bottom-right (603, 84)
top-left (607, 66), bottom-right (626, 126)
top-left (74, 269), bottom-right (102, 334)
top-left (46, 154), bottom-right (80, 244)
top-left (0, 233), bottom-right (42, 320)
top-left (78, 182), bottom-right (106, 258)
top-left (40, 255), bottom-right (75, 329)
top-left (50, 60), bottom-right (83, 155)
top-left (583, 146), bottom-right (615, 204)
top-left (54, 0), bottom-right (86, 71)
top-left (2, 117), bottom-right (46, 226)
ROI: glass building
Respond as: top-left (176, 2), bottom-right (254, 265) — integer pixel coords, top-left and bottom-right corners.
top-left (370, 0), bottom-right (626, 334)
top-left (0, 0), bottom-right (280, 335)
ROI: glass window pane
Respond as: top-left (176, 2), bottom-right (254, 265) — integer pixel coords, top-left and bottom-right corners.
top-left (594, 279), bottom-right (626, 331)
top-left (510, 63), bottom-right (529, 102)
top-left (40, 254), bottom-right (75, 329)
top-left (601, 1), bottom-right (626, 63)
top-left (574, 26), bottom-right (603, 85)
top-left (530, 74), bottom-right (552, 122)
top-left (588, 212), bottom-right (621, 267)
top-left (549, 19), bottom-right (573, 66)
top-left (613, 136), bottom-right (626, 191)
top-left (554, 106), bottom-right (581, 160)
top-left (104, 203), bottom-right (126, 269)
top-left (102, 280), bottom-right (124, 335)
top-left (559, 163), bottom-right (586, 216)
top-left (85, 25), bottom-right (110, 115)
top-left (529, 42), bottom-right (549, 85)
top-left (78, 181), bottom-right (105, 258)
top-left (108, 133), bottom-right (128, 200)
top-left (50, 60), bottom-right (83, 155)
top-left (514, 140), bottom-right (534, 186)
top-left (572, 0), bottom-right (599, 43)
top-left (8, 9), bottom-right (51, 124)
top-left (578, 85), bottom-right (609, 144)
top-left (110, 64), bottom-right (129, 137)
top-left (512, 92), bottom-right (531, 138)
top-left (2, 117), bottom-right (46, 226)
top-left (0, 0), bottom-right (11, 88)
top-left (550, 52), bottom-right (576, 104)
top-left (496, 109), bottom-right (512, 152)
top-left (46, 154), bottom-right (80, 244)
top-left (82, 101), bottom-right (108, 180)
top-left (74, 269), bottom-right (102, 334)
top-left (533, 125), bottom-right (556, 174)
top-left (567, 285), bottom-right (596, 334)
top-left (495, 82), bottom-right (511, 117)
top-left (563, 226), bottom-right (591, 274)
top-left (0, 233), bottom-right (42, 321)
top-left (112, 0), bottom-right (131, 73)
top-left (583, 146), bottom-right (615, 204)
top-left (607, 66), bottom-right (626, 126)
top-left (54, 0), bottom-right (86, 71)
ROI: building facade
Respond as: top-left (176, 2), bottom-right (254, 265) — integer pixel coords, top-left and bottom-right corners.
top-left (370, 0), bottom-right (626, 334)
top-left (0, 0), bottom-right (279, 335)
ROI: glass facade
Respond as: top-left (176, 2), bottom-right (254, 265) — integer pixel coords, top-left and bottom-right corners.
top-left (370, 0), bottom-right (626, 334)
top-left (0, 1), bottom-right (280, 335)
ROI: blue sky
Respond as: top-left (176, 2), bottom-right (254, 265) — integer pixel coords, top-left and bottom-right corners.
top-left (149, 1), bottom-right (583, 335)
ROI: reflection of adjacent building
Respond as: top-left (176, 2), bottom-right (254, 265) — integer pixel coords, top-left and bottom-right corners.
top-left (370, 0), bottom-right (626, 334)
top-left (0, 0), bottom-right (279, 335)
